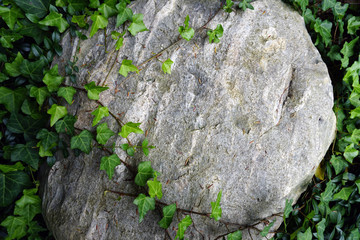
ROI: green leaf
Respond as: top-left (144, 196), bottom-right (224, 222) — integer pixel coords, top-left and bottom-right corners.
top-left (133, 193), bottom-right (155, 223)
top-left (119, 121), bottom-right (143, 138)
top-left (90, 12), bottom-right (108, 38)
top-left (297, 227), bottom-right (312, 240)
top-left (119, 59), bottom-right (139, 77)
top-left (20, 59), bottom-right (45, 81)
top-left (70, 130), bottom-right (93, 154)
top-left (316, 218), bottom-right (326, 240)
top-left (351, 128), bottom-right (360, 144)
top-left (0, 87), bottom-right (26, 112)
top-left (13, 0), bottom-right (50, 18)
top-left (128, 13), bottom-right (148, 36)
top-left (349, 91), bottom-right (360, 107)
top-left (223, 0), bottom-right (234, 12)
top-left (0, 171), bottom-right (31, 207)
top-left (54, 114), bottom-right (76, 136)
top-left (175, 215), bottom-right (192, 240)
top-left (295, 0), bottom-right (309, 13)
top-left (178, 15), bottom-right (194, 41)
top-left (348, 229), bottom-right (360, 240)
top-left (36, 128), bottom-right (58, 151)
top-left (314, 18), bottom-right (332, 47)
top-left (6, 113), bottom-right (45, 138)
top-left (356, 179), bottom-right (360, 194)
top-left (322, 0), bottom-right (336, 11)
top-left (350, 106), bottom-right (360, 119)
top-left (27, 220), bottom-right (47, 237)
top-left (96, 122), bottom-right (115, 145)
top-left (333, 186), bottom-right (355, 201)
top-left (16, 18), bottom-right (45, 44)
top-left (320, 181), bottom-right (336, 203)
top-left (84, 81), bottom-right (109, 100)
top-left (37, 141), bottom-right (53, 157)
top-left (0, 216), bottom-right (27, 239)
top-left (91, 106), bottom-right (109, 126)
top-left (147, 177), bottom-right (163, 200)
top-left (162, 58), bottom-right (173, 74)
top-left (238, 0), bottom-right (254, 11)
top-left (284, 199), bottom-right (293, 218)
top-left (115, 4), bottom-right (133, 27)
top-left (5, 52), bottom-right (24, 77)
top-left (55, 0), bottom-right (67, 7)
top-left (0, 162), bottom-right (24, 173)
top-left (158, 203), bottom-right (176, 229)
top-left (21, 99), bottom-right (41, 119)
top-left (0, 72), bottom-right (9, 83)
top-left (38, 11), bottom-right (69, 33)
top-left (99, 3), bottom-right (117, 18)
top-left (260, 221), bottom-right (275, 237)
top-left (210, 190), bottom-right (222, 221)
top-left (135, 161), bottom-right (155, 186)
top-left (0, 28), bottom-right (22, 48)
top-left (227, 230), bottom-right (242, 240)
top-left (115, 37), bottom-right (124, 50)
top-left (67, 0), bottom-right (87, 14)
top-left (47, 104), bottom-right (68, 126)
top-left (89, 0), bottom-right (100, 8)
top-left (348, 16), bottom-right (360, 35)
top-left (100, 154), bottom-right (121, 179)
top-left (327, 45), bottom-right (341, 62)
top-left (333, 2), bottom-right (348, 20)
top-left (207, 24), bottom-right (223, 44)
top-left (14, 188), bottom-right (42, 223)
top-left (344, 143), bottom-right (358, 163)
top-left (72, 15), bottom-right (87, 28)
top-left (0, 5), bottom-right (24, 30)
top-left (11, 142), bottom-right (39, 169)
top-left (30, 86), bottom-right (50, 106)
top-left (43, 64), bottom-right (64, 92)
top-left (340, 37), bottom-right (359, 68)
top-left (330, 155), bottom-right (348, 175)
top-left (58, 87), bottom-right (76, 104)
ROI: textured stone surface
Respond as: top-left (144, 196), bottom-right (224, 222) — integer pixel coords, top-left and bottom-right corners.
top-left (40, 0), bottom-right (336, 239)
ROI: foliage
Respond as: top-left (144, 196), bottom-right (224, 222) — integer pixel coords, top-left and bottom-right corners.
top-left (178, 15), bottom-right (194, 41)
top-left (207, 24), bottom-right (224, 44)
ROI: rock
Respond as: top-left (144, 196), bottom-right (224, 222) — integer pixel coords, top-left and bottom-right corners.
top-left (40, 0), bottom-right (336, 239)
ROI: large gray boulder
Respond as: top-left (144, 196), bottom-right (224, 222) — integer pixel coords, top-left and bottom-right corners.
top-left (40, 0), bottom-right (336, 239)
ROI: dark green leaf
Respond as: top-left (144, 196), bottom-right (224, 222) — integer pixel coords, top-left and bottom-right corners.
top-left (119, 121), bottom-right (143, 138)
top-left (38, 11), bottom-right (69, 33)
top-left (36, 128), bottom-right (58, 151)
top-left (147, 177), bottom-right (162, 200)
top-left (4, 52), bottom-right (24, 77)
top-left (43, 64), bottom-right (64, 92)
top-left (330, 155), bottom-right (348, 175)
top-left (96, 122), bottom-right (114, 145)
top-left (333, 186), bottom-right (355, 201)
top-left (100, 154), bottom-right (121, 179)
top-left (16, 18), bottom-right (46, 44)
top-left (314, 18), bottom-right (332, 47)
top-left (27, 220), bottom-right (47, 237)
top-left (57, 87), bottom-right (76, 104)
top-left (13, 0), bottom-right (50, 18)
top-left (30, 86), bottom-right (50, 106)
top-left (133, 194), bottom-right (155, 223)
top-left (227, 230), bottom-right (242, 240)
top-left (47, 104), bottom-right (67, 126)
top-left (91, 106), bottom-right (109, 126)
top-left (162, 58), bottom-right (173, 74)
top-left (316, 218), bottom-right (326, 240)
top-left (70, 130), bottom-right (93, 154)
top-left (0, 28), bottom-right (22, 48)
top-left (0, 216), bottom-right (27, 239)
top-left (158, 203), bottom-right (176, 229)
top-left (175, 215), bottom-right (192, 240)
top-left (0, 87), bottom-right (26, 112)
top-left (320, 181), bottom-right (336, 203)
top-left (135, 161), bottom-right (155, 186)
top-left (11, 142), bottom-right (39, 169)
top-left (119, 59), bottom-right (139, 77)
top-left (54, 114), bottom-right (76, 135)
top-left (84, 81), bottom-right (109, 100)
top-left (0, 5), bottom-right (24, 30)
top-left (68, 0), bottom-right (87, 14)
top-left (90, 12), bottom-right (108, 38)
top-left (20, 59), bottom-right (45, 81)
top-left (128, 13), bottom-right (148, 36)
top-left (0, 171), bottom-right (31, 207)
top-left (89, 0), bottom-right (100, 8)
top-left (327, 45), bottom-right (341, 62)
top-left (210, 190), bottom-right (222, 221)
top-left (6, 113), bottom-right (45, 138)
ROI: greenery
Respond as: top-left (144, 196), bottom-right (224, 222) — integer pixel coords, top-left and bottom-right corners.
top-left (0, 0), bottom-right (359, 239)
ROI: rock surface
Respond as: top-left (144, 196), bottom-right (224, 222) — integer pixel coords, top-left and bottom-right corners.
top-left (40, 0), bottom-right (336, 239)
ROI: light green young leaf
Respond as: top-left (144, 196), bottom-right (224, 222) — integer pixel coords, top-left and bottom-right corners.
top-left (43, 64), bottom-right (64, 92)
top-left (348, 16), bottom-right (360, 35)
top-left (54, 114), bottom-right (76, 136)
top-left (135, 161), bottom-right (155, 186)
top-left (0, 162), bottom-right (24, 173)
top-left (39, 11), bottom-right (69, 33)
top-left (178, 15), bottom-right (194, 41)
top-left (30, 86), bottom-right (50, 106)
top-left (133, 194), bottom-right (155, 223)
top-left (158, 203), bottom-right (176, 229)
top-left (333, 2), bottom-right (348, 20)
top-left (316, 218), bottom-right (326, 240)
top-left (0, 87), bottom-right (26, 112)
top-left (119, 59), bottom-right (139, 77)
top-left (322, 0), bottom-right (336, 11)
top-left (356, 179), bottom-right (360, 194)
top-left (297, 227), bottom-right (312, 240)
top-left (14, 188), bottom-right (42, 223)
top-left (11, 142), bottom-right (39, 169)
top-left (47, 104), bottom-right (67, 126)
top-left (115, 4), bottom-right (133, 27)
top-left (349, 90), bottom-right (360, 107)
top-left (330, 155), bottom-right (348, 175)
top-left (37, 141), bottom-right (53, 157)
top-left (100, 154), bottom-right (121, 179)
top-left (5, 52), bottom-right (24, 77)
top-left (350, 106), bottom-right (360, 119)
top-left (84, 81), bottom-right (109, 100)
top-left (260, 221), bottom-right (275, 237)
top-left (96, 123), bottom-right (115, 145)
top-left (147, 177), bottom-right (163, 200)
top-left (320, 181), bottom-right (336, 203)
top-left (72, 15), bottom-right (87, 28)
top-left (340, 37), bottom-right (359, 68)
top-left (344, 143), bottom-right (358, 163)
top-left (295, 0), bottom-right (309, 13)
top-left (175, 215), bottom-right (192, 240)
top-left (58, 87), bottom-right (76, 105)
top-left (91, 106), bottom-right (109, 126)
top-left (0, 216), bottom-right (27, 240)
top-left (210, 190), bottom-right (222, 221)
top-left (207, 24), bottom-right (224, 44)
top-left (314, 18), bottom-right (332, 47)
top-left (162, 58), bottom-right (173, 74)
top-left (238, 0), bottom-right (254, 11)
top-left (99, 3), bottom-right (117, 18)
top-left (333, 186), bottom-right (355, 201)
top-left (0, 6), bottom-right (24, 30)
top-left (36, 128), bottom-right (58, 151)
top-left (90, 12), bottom-right (108, 38)
top-left (227, 230), bottom-right (242, 240)
top-left (0, 171), bottom-right (31, 207)
top-left (128, 13), bottom-right (148, 36)
top-left (70, 130), bottom-right (93, 154)
top-left (119, 122), bottom-right (143, 138)
top-left (223, 0), bottom-right (234, 13)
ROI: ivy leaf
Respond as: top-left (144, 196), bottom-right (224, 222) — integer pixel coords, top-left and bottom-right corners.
top-left (36, 128), bottom-right (58, 151)
top-left (30, 86), bottom-right (50, 106)
top-left (340, 37), bottom-right (359, 68)
top-left (135, 161), bottom-right (155, 186)
top-left (175, 215), bottom-right (192, 240)
top-left (314, 18), bottom-right (332, 47)
top-left (350, 106), bottom-right (360, 119)
top-left (210, 190), bottom-right (222, 221)
top-left (348, 16), bottom-right (360, 35)
top-left (333, 186), bottom-right (355, 201)
top-left (207, 24), bottom-right (224, 44)
top-left (72, 15), bottom-right (87, 28)
top-left (0, 162), bottom-right (24, 173)
top-left (133, 194), bottom-right (155, 223)
top-left (147, 177), bottom-right (163, 200)
top-left (71, 130), bottom-right (93, 154)
top-left (119, 59), bottom-right (139, 77)
top-left (162, 58), bottom-right (173, 74)
top-left (119, 121), bottom-right (143, 138)
top-left (91, 106), bottom-right (109, 126)
top-left (238, 0), bottom-right (254, 11)
top-left (128, 13), bottom-right (148, 36)
top-left (19, 59), bottom-right (45, 81)
top-left (294, 0), bottom-right (309, 14)
top-left (322, 0), bottom-right (336, 11)
top-left (0, 5), bottom-right (24, 30)
top-left (99, 3), bottom-right (117, 18)
top-left (158, 203), bottom-right (176, 229)
top-left (96, 122), bottom-right (114, 145)
top-left (333, 2), bottom-right (348, 20)
top-left (84, 81), bottom-right (109, 100)
top-left (13, 0), bottom-right (50, 18)
top-left (320, 181), bottom-right (336, 203)
top-left (5, 52), bottom-right (24, 77)
top-left (14, 188), bottom-right (42, 223)
top-left (0, 216), bottom-right (27, 239)
top-left (0, 87), bottom-right (26, 112)
top-left (90, 12), bottom-right (108, 38)
top-left (356, 179), bottom-right (360, 194)
top-left (227, 230), bottom-right (242, 240)
top-left (57, 87), bottom-right (76, 104)
top-left (16, 18), bottom-right (45, 44)
top-left (47, 104), bottom-right (67, 127)
top-left (6, 113), bottom-right (45, 138)
top-left (344, 143), bottom-right (358, 163)
top-left (115, 37), bottom-right (124, 50)
top-left (100, 154), bottom-right (121, 179)
top-left (284, 199), bottom-right (293, 218)
top-left (67, 0), bottom-right (87, 15)
top-left (297, 227), bottom-right (312, 240)
top-left (27, 221), bottom-right (46, 237)
top-left (223, 0), bottom-right (234, 13)
top-left (43, 64), bottom-right (64, 92)
top-left (115, 4), bottom-right (133, 27)
top-left (178, 15), bottom-right (194, 41)
top-left (38, 11), bottom-right (69, 33)
top-left (303, 8), bottom-right (315, 25)
top-left (55, 115), bottom-right (76, 136)
top-left (0, 28), bottom-right (22, 48)
top-left (11, 142), bottom-right (39, 169)
top-left (260, 221), bottom-right (275, 237)
top-left (330, 155), bottom-right (348, 175)
top-left (316, 218), bottom-right (326, 240)
top-left (0, 171), bottom-right (31, 207)
top-left (89, 0), bottom-right (100, 8)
